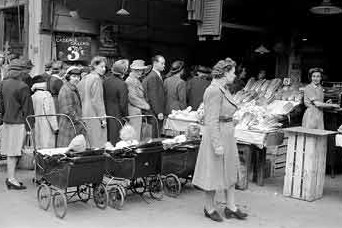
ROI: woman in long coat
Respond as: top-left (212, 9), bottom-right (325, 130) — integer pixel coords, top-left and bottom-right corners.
top-left (77, 56), bottom-right (107, 148)
top-left (103, 59), bottom-right (129, 145)
top-left (0, 59), bottom-right (34, 190)
top-left (31, 76), bottom-right (58, 149)
top-left (125, 60), bottom-right (150, 141)
top-left (57, 67), bottom-right (84, 147)
top-left (192, 58), bottom-right (247, 222)
top-left (302, 68), bottom-right (339, 129)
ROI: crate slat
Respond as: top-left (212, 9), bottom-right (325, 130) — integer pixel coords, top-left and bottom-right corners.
top-left (302, 136), bottom-right (318, 201)
top-left (292, 133), bottom-right (305, 199)
top-left (283, 133), bottom-right (297, 196)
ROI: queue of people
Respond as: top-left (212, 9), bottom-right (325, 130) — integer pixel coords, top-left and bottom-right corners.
top-left (0, 54), bottom-right (214, 190)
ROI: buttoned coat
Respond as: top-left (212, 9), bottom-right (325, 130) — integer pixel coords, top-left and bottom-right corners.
top-left (125, 72), bottom-right (150, 140)
top-left (192, 80), bottom-right (239, 191)
top-left (164, 74), bottom-right (187, 115)
top-left (57, 82), bottom-right (84, 147)
top-left (104, 74), bottom-right (129, 145)
top-left (32, 90), bottom-right (58, 149)
top-left (77, 72), bottom-right (107, 148)
top-left (142, 70), bottom-right (165, 115)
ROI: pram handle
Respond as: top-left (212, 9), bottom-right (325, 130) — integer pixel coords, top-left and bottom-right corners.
top-left (122, 114), bottom-right (160, 138)
top-left (26, 114), bottom-right (78, 150)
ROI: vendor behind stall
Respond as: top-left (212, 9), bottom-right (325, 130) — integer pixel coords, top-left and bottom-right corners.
top-left (302, 68), bottom-right (339, 129)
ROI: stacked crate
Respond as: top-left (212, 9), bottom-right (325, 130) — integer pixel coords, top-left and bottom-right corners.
top-left (266, 137), bottom-right (288, 177)
top-left (282, 127), bottom-right (335, 201)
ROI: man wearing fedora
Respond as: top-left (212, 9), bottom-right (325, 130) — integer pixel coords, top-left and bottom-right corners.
top-left (142, 55), bottom-right (166, 137)
top-left (103, 59), bottom-right (129, 145)
top-left (164, 60), bottom-right (187, 115)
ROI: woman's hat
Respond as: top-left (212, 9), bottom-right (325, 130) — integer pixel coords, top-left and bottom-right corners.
top-left (196, 65), bottom-right (211, 74)
top-left (169, 60), bottom-right (184, 75)
top-left (32, 75), bottom-right (46, 84)
top-left (130, 60), bottom-right (148, 70)
top-left (65, 66), bottom-right (82, 75)
top-left (112, 59), bottom-right (129, 75)
top-left (8, 59), bottom-right (27, 71)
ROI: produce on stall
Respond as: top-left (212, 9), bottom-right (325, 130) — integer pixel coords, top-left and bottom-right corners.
top-left (233, 77), bottom-right (303, 132)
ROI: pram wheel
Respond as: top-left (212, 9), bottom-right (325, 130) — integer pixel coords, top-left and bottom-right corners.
top-left (93, 183), bottom-right (108, 209)
top-left (52, 191), bottom-right (67, 219)
top-left (108, 186), bottom-right (125, 210)
top-left (148, 175), bottom-right (164, 200)
top-left (164, 174), bottom-right (181, 198)
top-left (77, 185), bottom-right (91, 202)
top-left (37, 184), bottom-right (51, 210)
top-left (131, 178), bottom-right (146, 194)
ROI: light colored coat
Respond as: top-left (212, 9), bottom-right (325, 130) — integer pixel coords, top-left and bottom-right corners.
top-left (31, 90), bottom-right (58, 149)
top-left (164, 74), bottom-right (187, 115)
top-left (77, 71), bottom-right (107, 148)
top-left (125, 72), bottom-right (150, 140)
top-left (192, 80), bottom-right (239, 191)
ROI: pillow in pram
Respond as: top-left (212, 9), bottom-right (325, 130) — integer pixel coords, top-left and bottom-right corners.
top-left (68, 134), bottom-right (86, 152)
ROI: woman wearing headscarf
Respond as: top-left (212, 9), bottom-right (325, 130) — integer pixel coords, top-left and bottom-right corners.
top-left (302, 68), bottom-right (339, 129)
top-left (125, 60), bottom-right (150, 141)
top-left (31, 75), bottom-right (58, 149)
top-left (0, 59), bottom-right (34, 190)
top-left (192, 58), bottom-right (247, 222)
top-left (57, 66), bottom-right (84, 147)
top-left (103, 59), bottom-right (129, 145)
top-left (164, 60), bottom-right (187, 115)
top-left (77, 56), bottom-right (107, 148)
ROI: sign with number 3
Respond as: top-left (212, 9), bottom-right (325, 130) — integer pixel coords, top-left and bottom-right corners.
top-left (56, 35), bottom-right (91, 62)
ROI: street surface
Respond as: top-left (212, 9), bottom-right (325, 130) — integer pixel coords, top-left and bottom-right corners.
top-left (0, 162), bottom-right (341, 228)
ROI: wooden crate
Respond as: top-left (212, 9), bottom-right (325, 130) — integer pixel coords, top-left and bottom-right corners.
top-left (266, 144), bottom-right (287, 177)
top-left (282, 127), bottom-right (336, 202)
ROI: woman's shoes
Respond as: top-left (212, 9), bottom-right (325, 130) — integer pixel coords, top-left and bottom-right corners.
top-left (5, 178), bottom-right (27, 190)
top-left (224, 207), bottom-right (248, 220)
top-left (204, 208), bottom-right (223, 222)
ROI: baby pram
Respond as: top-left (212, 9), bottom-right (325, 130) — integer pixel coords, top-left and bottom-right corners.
top-left (27, 114), bottom-right (108, 219)
top-left (104, 115), bottom-right (164, 209)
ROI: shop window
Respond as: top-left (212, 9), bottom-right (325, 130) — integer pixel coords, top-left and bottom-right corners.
top-left (1, 6), bottom-right (25, 59)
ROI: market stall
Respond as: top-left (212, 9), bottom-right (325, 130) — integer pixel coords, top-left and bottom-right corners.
top-left (231, 77), bottom-right (305, 185)
top-left (163, 77), bottom-right (305, 186)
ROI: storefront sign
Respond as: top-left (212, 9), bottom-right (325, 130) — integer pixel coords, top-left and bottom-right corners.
top-left (56, 35), bottom-right (92, 62)
top-left (98, 25), bottom-right (119, 57)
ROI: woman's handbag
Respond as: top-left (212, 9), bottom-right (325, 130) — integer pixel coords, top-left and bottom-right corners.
top-left (17, 132), bottom-right (35, 170)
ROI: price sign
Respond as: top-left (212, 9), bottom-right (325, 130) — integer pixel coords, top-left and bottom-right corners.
top-left (56, 35), bottom-right (92, 62)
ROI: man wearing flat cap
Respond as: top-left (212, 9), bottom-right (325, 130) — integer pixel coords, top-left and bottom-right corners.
top-left (164, 60), bottom-right (187, 115)
top-left (103, 59), bottom-right (129, 145)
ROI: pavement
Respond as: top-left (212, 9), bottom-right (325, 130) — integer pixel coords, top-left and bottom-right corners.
top-left (0, 161), bottom-right (341, 228)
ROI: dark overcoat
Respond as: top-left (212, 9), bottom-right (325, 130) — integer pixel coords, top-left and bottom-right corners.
top-left (103, 74), bottom-right (128, 145)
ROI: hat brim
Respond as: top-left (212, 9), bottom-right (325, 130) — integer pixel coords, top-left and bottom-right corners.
top-left (131, 66), bottom-right (148, 70)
